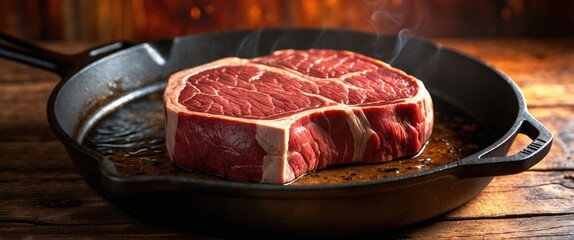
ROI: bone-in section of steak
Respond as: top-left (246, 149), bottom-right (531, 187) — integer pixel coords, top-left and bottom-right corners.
top-left (164, 49), bottom-right (433, 184)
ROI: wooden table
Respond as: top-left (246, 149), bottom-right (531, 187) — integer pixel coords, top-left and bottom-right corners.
top-left (1, 38), bottom-right (573, 238)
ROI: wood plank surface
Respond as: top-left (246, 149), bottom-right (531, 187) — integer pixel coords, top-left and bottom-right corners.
top-left (0, 38), bottom-right (572, 238)
top-left (439, 38), bottom-right (574, 107)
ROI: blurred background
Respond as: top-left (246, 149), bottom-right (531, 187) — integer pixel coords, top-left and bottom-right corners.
top-left (0, 0), bottom-right (573, 42)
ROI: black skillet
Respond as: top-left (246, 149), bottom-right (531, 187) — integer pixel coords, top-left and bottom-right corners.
top-left (0, 29), bottom-right (552, 236)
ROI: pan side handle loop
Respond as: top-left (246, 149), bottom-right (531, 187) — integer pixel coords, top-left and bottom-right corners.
top-left (455, 112), bottom-right (553, 178)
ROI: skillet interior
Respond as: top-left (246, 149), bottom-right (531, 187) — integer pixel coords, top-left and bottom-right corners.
top-left (48, 29), bottom-right (525, 235)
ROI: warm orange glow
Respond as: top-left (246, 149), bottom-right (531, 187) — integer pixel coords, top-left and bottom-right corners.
top-left (301, 1), bottom-right (319, 27)
top-left (205, 5), bottom-right (214, 14)
top-left (3, 0), bottom-right (570, 41)
top-left (190, 6), bottom-right (201, 20)
top-left (325, 0), bottom-right (338, 7)
top-left (249, 5), bottom-right (262, 27)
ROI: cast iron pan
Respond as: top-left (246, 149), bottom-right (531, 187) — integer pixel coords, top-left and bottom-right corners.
top-left (0, 29), bottom-right (552, 236)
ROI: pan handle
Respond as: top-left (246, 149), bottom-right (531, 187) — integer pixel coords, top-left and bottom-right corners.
top-left (0, 33), bottom-right (135, 77)
top-left (456, 112), bottom-right (553, 178)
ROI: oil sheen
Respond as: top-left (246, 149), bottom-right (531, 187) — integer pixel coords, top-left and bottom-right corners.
top-left (84, 92), bottom-right (488, 185)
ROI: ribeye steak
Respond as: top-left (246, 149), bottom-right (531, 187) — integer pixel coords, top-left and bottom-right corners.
top-left (164, 49), bottom-right (433, 184)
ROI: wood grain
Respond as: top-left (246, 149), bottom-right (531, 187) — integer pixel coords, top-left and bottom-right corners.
top-left (0, 39), bottom-right (573, 238)
top-left (439, 38), bottom-right (574, 107)
top-left (449, 171), bottom-right (574, 218)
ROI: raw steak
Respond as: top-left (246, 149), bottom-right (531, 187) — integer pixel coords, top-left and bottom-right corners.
top-left (164, 49), bottom-right (433, 184)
